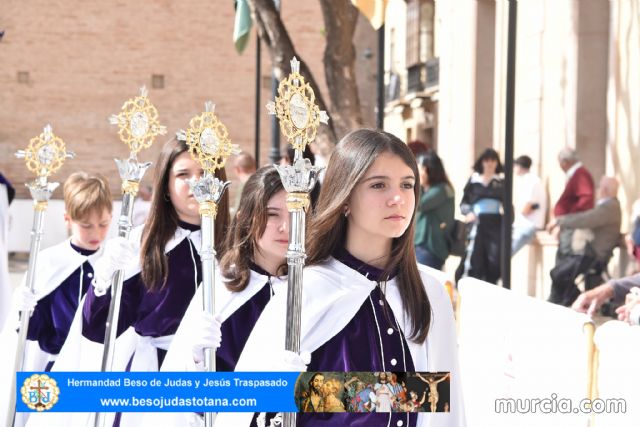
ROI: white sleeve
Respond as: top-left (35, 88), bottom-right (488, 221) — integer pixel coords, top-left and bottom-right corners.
top-left (419, 271), bottom-right (467, 427)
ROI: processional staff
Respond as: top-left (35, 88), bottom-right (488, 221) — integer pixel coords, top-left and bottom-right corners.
top-left (8, 125), bottom-right (74, 427)
top-left (95, 87), bottom-right (166, 427)
top-left (267, 57), bottom-right (328, 427)
top-left (181, 101), bottom-right (239, 427)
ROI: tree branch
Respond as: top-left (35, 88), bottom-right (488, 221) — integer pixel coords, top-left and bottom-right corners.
top-left (319, 0), bottom-right (363, 139)
top-left (248, 0), bottom-right (338, 143)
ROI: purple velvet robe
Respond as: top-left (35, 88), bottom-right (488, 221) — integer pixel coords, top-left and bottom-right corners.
top-left (217, 263), bottom-right (274, 372)
top-left (27, 242), bottom-right (96, 371)
top-left (255, 249), bottom-right (417, 427)
top-left (82, 222), bottom-right (202, 366)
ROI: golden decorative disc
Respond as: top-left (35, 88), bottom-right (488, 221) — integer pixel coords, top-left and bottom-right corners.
top-left (19, 125), bottom-right (70, 178)
top-left (270, 63), bottom-right (324, 151)
top-left (185, 103), bottom-right (239, 174)
top-left (109, 87), bottom-right (166, 155)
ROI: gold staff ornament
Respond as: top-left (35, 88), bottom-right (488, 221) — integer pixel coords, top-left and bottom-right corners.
top-left (109, 86), bottom-right (167, 155)
top-left (267, 57), bottom-right (329, 152)
top-left (109, 86), bottom-right (167, 197)
top-left (181, 102), bottom-right (238, 427)
top-left (183, 101), bottom-right (240, 175)
top-left (266, 57), bottom-right (328, 427)
top-left (8, 124), bottom-right (73, 427)
top-left (16, 124), bottom-right (73, 181)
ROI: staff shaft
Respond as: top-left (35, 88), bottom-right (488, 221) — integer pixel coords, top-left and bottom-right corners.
top-left (95, 191), bottom-right (135, 427)
top-left (284, 209), bottom-right (306, 352)
top-left (283, 207), bottom-right (306, 427)
top-left (8, 208), bottom-right (46, 427)
top-left (201, 214), bottom-right (217, 370)
top-left (201, 212), bottom-right (217, 427)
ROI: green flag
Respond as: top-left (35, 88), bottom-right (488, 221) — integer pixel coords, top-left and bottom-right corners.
top-left (233, 0), bottom-right (253, 54)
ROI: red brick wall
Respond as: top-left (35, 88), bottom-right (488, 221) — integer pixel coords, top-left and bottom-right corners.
top-left (1, 0), bottom-right (375, 202)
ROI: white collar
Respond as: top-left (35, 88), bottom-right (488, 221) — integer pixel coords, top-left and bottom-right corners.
top-left (566, 161), bottom-right (582, 179)
top-left (470, 172), bottom-right (500, 185)
top-left (597, 197), bottom-right (613, 206)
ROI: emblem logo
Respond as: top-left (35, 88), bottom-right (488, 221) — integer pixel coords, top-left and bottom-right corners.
top-left (20, 374), bottom-right (60, 411)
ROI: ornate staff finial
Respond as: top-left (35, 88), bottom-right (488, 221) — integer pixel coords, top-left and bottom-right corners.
top-left (266, 57), bottom-right (329, 154)
top-left (15, 124), bottom-right (74, 181)
top-left (107, 87), bottom-right (165, 198)
top-left (108, 86), bottom-right (167, 157)
top-left (185, 101), bottom-right (241, 176)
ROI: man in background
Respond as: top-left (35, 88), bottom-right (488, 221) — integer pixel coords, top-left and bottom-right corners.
top-left (547, 176), bottom-right (621, 306)
top-left (512, 155), bottom-right (546, 255)
top-left (232, 152), bottom-right (257, 214)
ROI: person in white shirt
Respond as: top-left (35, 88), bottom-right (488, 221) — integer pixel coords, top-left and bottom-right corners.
top-left (511, 155), bottom-right (546, 255)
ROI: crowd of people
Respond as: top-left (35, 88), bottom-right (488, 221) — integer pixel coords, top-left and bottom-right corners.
top-left (411, 144), bottom-right (639, 324)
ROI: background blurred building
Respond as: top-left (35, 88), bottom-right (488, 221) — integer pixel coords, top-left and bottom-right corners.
top-left (383, 0), bottom-right (639, 295)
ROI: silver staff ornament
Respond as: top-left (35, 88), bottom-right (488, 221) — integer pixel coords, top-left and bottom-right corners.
top-left (95, 86), bottom-right (166, 427)
top-left (8, 125), bottom-right (74, 427)
top-left (267, 57), bottom-right (328, 427)
top-left (182, 101), bottom-right (239, 427)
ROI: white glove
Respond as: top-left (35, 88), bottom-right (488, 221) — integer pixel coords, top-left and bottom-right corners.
top-left (12, 286), bottom-right (38, 313)
top-left (191, 311), bottom-right (222, 368)
top-left (277, 349), bottom-right (311, 372)
top-left (629, 304), bottom-right (640, 326)
top-left (93, 236), bottom-right (137, 296)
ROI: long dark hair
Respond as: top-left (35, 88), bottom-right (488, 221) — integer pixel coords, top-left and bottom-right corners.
top-left (416, 149), bottom-right (451, 187)
top-left (306, 129), bottom-right (431, 343)
top-left (220, 166), bottom-right (285, 292)
top-left (473, 148), bottom-right (504, 174)
top-left (140, 138), bottom-right (230, 291)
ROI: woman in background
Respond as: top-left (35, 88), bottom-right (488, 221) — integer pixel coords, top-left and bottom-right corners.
top-left (414, 150), bottom-right (455, 270)
top-left (458, 148), bottom-right (504, 284)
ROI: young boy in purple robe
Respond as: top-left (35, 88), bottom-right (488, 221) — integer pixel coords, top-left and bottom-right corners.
top-left (7, 172), bottom-right (113, 372)
top-left (221, 129), bottom-right (466, 427)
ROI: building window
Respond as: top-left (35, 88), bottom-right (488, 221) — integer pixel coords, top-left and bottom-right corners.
top-left (406, 0), bottom-right (420, 68)
top-left (151, 74), bottom-right (165, 89)
top-left (420, 0), bottom-right (435, 62)
top-left (406, 0), bottom-right (436, 93)
top-left (17, 71), bottom-right (30, 84)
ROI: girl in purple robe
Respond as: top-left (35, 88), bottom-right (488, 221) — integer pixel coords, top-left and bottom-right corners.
top-left (168, 165), bottom-right (290, 372)
top-left (81, 137), bottom-right (230, 374)
top-left (214, 165), bottom-right (289, 370)
top-left (226, 129), bottom-right (465, 427)
top-left (139, 166), bottom-right (300, 426)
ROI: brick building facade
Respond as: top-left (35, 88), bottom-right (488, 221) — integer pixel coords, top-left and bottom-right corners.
top-left (0, 0), bottom-right (377, 199)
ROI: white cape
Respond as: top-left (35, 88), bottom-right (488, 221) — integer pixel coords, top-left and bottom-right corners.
top-left (0, 238), bottom-right (103, 427)
top-left (216, 259), bottom-right (466, 427)
top-left (140, 270), bottom-right (287, 427)
top-left (26, 225), bottom-right (202, 427)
